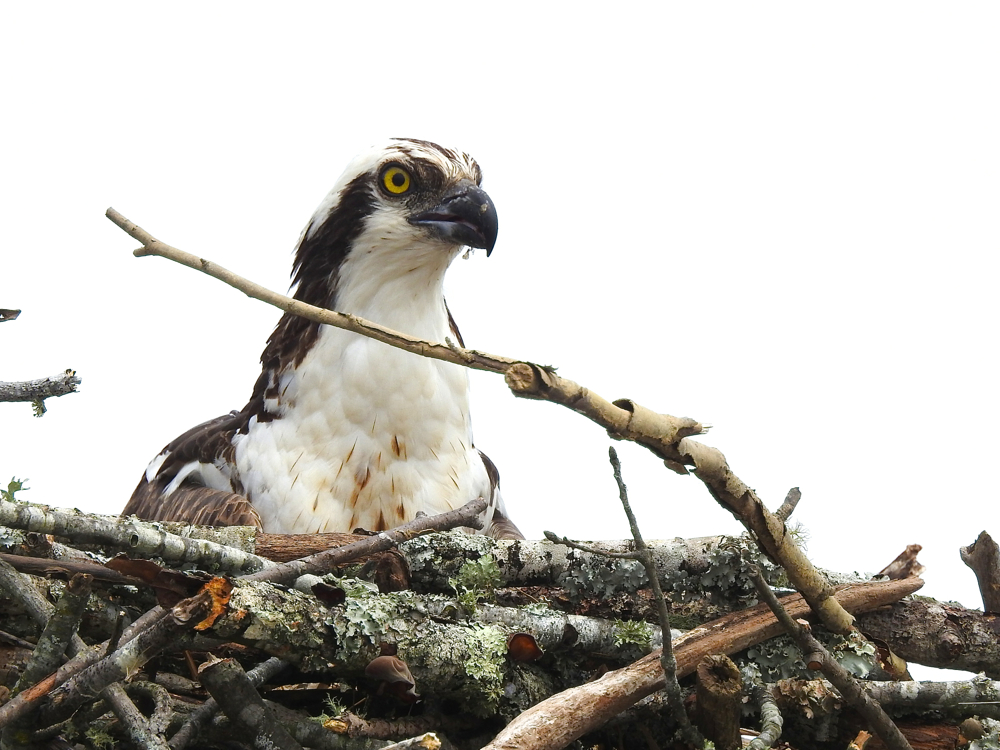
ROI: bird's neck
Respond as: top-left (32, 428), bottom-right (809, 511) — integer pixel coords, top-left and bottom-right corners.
top-left (331, 231), bottom-right (461, 341)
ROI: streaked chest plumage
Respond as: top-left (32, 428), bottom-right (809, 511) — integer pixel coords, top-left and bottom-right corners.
top-left (233, 324), bottom-right (488, 533)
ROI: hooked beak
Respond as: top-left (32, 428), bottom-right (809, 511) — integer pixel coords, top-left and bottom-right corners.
top-left (408, 180), bottom-right (499, 256)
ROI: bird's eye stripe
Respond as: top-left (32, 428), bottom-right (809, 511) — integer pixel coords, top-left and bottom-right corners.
top-left (381, 166), bottom-right (412, 195)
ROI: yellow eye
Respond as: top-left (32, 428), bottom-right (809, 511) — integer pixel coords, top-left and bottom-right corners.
top-left (381, 165), bottom-right (412, 195)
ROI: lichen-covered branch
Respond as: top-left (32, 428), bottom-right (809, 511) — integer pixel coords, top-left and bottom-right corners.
top-left (170, 656), bottom-right (289, 750)
top-left (0, 498), bottom-right (271, 575)
top-left (39, 593), bottom-right (211, 725)
top-left (10, 572), bottom-right (91, 695)
top-left (745, 676), bottom-right (783, 749)
top-left (748, 566), bottom-right (913, 750)
top-left (0, 370), bottom-right (80, 405)
top-left (104, 681), bottom-right (172, 750)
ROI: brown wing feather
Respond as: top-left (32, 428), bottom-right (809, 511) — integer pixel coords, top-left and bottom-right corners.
top-left (122, 412), bottom-right (254, 527)
top-left (125, 481), bottom-right (262, 529)
top-left (478, 450), bottom-right (524, 540)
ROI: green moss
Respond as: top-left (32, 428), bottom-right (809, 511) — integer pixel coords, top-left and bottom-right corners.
top-left (612, 619), bottom-right (653, 649)
top-left (449, 556), bottom-right (503, 612)
top-left (1, 477), bottom-right (29, 502)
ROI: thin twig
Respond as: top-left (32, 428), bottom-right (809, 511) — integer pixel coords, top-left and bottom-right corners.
top-left (608, 446), bottom-right (702, 747)
top-left (744, 676), bottom-right (783, 749)
top-left (241, 496), bottom-right (487, 584)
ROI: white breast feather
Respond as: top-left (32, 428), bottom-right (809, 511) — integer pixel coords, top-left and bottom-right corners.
top-left (231, 218), bottom-right (493, 534)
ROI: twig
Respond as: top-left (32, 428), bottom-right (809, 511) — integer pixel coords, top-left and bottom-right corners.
top-left (607, 446), bottom-right (701, 746)
top-left (38, 592), bottom-right (212, 726)
top-left (747, 566), bottom-right (913, 750)
top-left (960, 531), bottom-right (1000, 613)
top-left (104, 681), bottom-right (172, 750)
top-left (198, 657), bottom-right (303, 750)
top-left (744, 676), bottom-right (783, 750)
top-left (241, 496), bottom-right (487, 585)
top-left (0, 606), bottom-right (167, 728)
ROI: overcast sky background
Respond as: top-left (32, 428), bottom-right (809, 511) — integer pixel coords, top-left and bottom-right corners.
top-left (2, 5), bottom-right (997, 676)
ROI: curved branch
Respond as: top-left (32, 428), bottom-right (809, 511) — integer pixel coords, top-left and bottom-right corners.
top-left (105, 209), bottom-right (854, 633)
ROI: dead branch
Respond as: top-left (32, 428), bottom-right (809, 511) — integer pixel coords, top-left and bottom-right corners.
top-left (106, 210), bottom-right (855, 633)
top-left (775, 487), bottom-right (801, 522)
top-left (171, 656), bottom-right (288, 750)
top-left (104, 681), bottom-right (172, 750)
top-left (960, 530), bottom-right (1000, 613)
top-left (241, 496), bottom-right (486, 585)
top-left (856, 596), bottom-right (1000, 677)
top-left (694, 654), bottom-right (742, 750)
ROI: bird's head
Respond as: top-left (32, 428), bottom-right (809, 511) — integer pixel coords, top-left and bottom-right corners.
top-left (289, 139), bottom-right (498, 311)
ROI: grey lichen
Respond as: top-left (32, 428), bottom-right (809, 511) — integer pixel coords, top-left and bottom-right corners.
top-left (399, 530), bottom-right (499, 591)
top-left (971, 718), bottom-right (1000, 750)
top-left (328, 578), bottom-right (418, 660)
top-left (744, 629), bottom-right (876, 682)
top-left (214, 580), bottom-right (334, 672)
top-left (560, 551), bottom-right (648, 599)
top-left (460, 623), bottom-right (508, 712)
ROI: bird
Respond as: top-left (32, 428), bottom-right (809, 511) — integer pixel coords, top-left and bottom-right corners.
top-left (123, 138), bottom-right (523, 540)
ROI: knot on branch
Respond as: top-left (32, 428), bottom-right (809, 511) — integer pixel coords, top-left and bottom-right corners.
top-left (504, 362), bottom-right (558, 398)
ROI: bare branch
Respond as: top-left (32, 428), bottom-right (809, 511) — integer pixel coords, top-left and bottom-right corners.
top-left (960, 531), bottom-right (1000, 613)
top-left (105, 211), bottom-right (857, 634)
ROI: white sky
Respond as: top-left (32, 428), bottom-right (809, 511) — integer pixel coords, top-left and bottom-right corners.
top-left (1, 2), bottom-right (998, 652)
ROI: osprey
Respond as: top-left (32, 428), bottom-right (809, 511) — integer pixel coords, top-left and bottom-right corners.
top-left (123, 138), bottom-right (522, 540)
